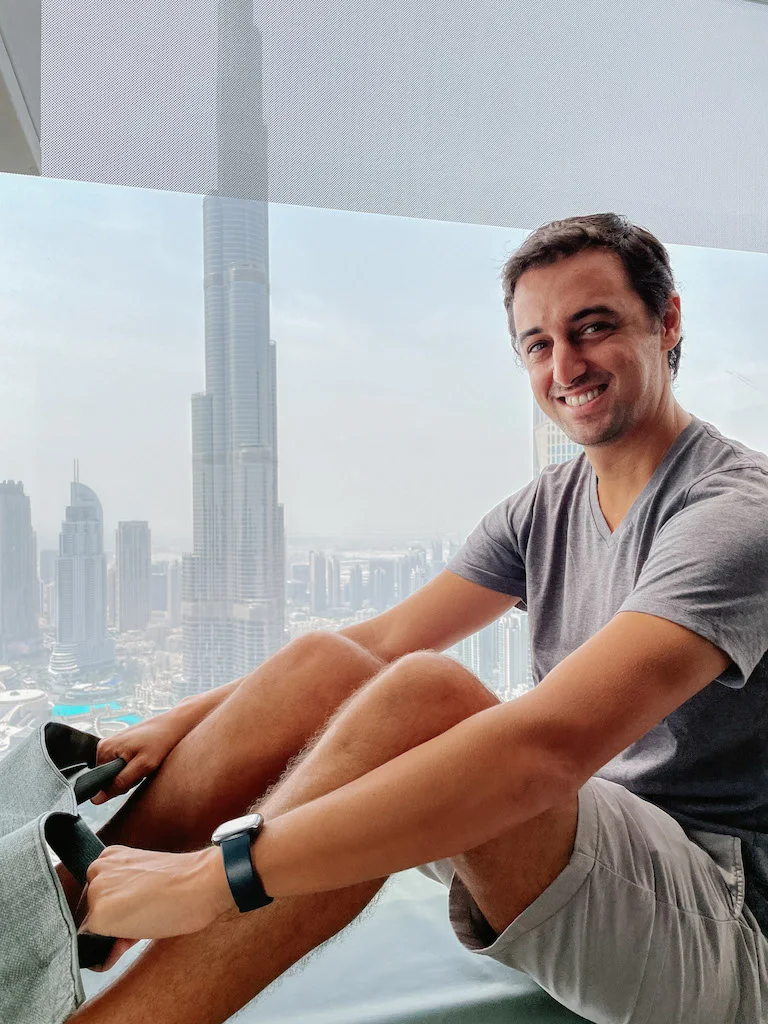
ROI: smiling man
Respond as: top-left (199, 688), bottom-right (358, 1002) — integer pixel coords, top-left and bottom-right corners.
top-left (66, 213), bottom-right (768, 1024)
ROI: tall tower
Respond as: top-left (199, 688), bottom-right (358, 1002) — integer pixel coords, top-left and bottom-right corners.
top-left (532, 402), bottom-right (583, 476)
top-left (0, 481), bottom-right (41, 659)
top-left (49, 462), bottom-right (114, 681)
top-left (116, 521), bottom-right (152, 632)
top-left (179, 2), bottom-right (284, 698)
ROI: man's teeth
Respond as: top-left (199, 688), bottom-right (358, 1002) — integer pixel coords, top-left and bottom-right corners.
top-left (564, 386), bottom-right (604, 407)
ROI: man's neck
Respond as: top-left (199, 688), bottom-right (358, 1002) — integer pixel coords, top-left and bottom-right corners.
top-left (588, 402), bottom-right (693, 530)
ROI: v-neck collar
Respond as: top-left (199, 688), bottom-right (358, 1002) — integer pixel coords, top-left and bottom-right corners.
top-left (588, 415), bottom-right (700, 545)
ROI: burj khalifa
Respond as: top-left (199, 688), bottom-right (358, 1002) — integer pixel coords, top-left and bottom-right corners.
top-left (178, 1), bottom-right (285, 699)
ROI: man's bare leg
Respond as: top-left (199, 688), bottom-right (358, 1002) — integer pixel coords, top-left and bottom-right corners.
top-left (101, 633), bottom-right (391, 852)
top-left (58, 632), bottom-right (386, 914)
top-left (68, 652), bottom-right (505, 1023)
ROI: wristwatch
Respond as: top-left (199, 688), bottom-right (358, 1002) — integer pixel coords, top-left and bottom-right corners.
top-left (211, 812), bottom-right (274, 912)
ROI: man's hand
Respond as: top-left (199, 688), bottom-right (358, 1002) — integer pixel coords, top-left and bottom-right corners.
top-left (78, 845), bottom-right (234, 942)
top-left (90, 713), bottom-right (199, 805)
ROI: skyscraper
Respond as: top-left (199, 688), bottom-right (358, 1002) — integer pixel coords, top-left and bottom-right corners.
top-left (496, 609), bottom-right (532, 700)
top-left (326, 555), bottom-right (342, 610)
top-left (309, 551), bottom-right (327, 616)
top-left (116, 521), bottom-right (152, 632)
top-left (0, 481), bottom-right (41, 659)
top-left (167, 560), bottom-right (182, 626)
top-left (179, 4), bottom-right (284, 698)
top-left (49, 464), bottom-right (114, 680)
top-left (532, 401), bottom-right (583, 475)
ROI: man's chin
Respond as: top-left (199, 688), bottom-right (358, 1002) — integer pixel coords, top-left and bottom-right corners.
top-left (556, 415), bottom-right (623, 449)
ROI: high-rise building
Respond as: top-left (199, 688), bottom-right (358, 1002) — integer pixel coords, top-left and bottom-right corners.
top-left (532, 401), bottom-right (583, 476)
top-left (179, 3), bottom-right (285, 700)
top-left (167, 560), bottom-right (182, 626)
top-left (106, 562), bottom-right (117, 628)
top-left (116, 521), bottom-right (152, 632)
top-left (151, 560), bottom-right (183, 625)
top-left (49, 465), bottom-right (114, 680)
top-left (394, 557), bottom-right (410, 604)
top-left (405, 546), bottom-right (427, 597)
top-left (326, 555), bottom-right (342, 610)
top-left (369, 559), bottom-right (396, 612)
top-left (496, 609), bottom-right (532, 700)
top-left (0, 481), bottom-right (41, 659)
top-left (309, 551), bottom-right (327, 616)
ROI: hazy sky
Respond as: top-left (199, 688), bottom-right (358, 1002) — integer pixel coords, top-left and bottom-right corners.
top-left (1, 172), bottom-right (767, 552)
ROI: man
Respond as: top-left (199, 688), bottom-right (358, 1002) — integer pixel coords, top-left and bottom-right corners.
top-left (65, 212), bottom-right (768, 1023)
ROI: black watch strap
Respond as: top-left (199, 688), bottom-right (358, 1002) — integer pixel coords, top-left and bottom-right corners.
top-left (220, 832), bottom-right (274, 912)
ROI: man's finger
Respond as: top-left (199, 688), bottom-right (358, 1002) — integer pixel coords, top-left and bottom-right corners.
top-left (90, 760), bottom-right (145, 803)
top-left (95, 738), bottom-right (123, 764)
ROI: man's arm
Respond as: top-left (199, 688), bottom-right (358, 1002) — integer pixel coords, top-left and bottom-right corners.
top-left (248, 609), bottom-right (730, 895)
top-left (339, 569), bottom-right (521, 662)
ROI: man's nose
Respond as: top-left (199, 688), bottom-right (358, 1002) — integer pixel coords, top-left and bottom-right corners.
top-left (551, 342), bottom-right (588, 388)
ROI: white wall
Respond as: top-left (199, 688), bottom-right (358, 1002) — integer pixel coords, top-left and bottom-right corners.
top-left (0, 0), bottom-right (40, 174)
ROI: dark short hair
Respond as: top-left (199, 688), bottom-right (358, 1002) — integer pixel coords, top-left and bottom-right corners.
top-left (501, 213), bottom-right (682, 382)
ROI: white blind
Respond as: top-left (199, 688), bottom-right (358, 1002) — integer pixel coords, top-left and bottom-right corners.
top-left (41, 0), bottom-right (768, 253)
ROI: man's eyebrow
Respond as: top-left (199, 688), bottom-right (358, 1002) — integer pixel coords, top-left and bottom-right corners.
top-left (517, 305), bottom-right (620, 345)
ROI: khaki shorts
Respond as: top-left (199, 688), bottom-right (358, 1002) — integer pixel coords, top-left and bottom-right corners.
top-left (419, 777), bottom-right (768, 1023)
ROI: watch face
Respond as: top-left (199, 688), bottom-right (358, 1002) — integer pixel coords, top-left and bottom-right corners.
top-left (211, 812), bottom-right (264, 845)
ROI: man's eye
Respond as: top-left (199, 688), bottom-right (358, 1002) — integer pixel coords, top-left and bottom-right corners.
top-left (526, 324), bottom-right (612, 354)
top-left (584, 322), bottom-right (611, 334)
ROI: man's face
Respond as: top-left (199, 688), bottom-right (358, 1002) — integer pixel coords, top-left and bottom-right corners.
top-left (510, 248), bottom-right (680, 448)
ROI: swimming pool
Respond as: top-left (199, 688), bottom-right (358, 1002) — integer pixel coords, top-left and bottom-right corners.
top-left (52, 702), bottom-right (121, 717)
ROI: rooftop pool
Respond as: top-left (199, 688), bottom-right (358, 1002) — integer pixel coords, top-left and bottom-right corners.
top-left (51, 704), bottom-right (142, 728)
top-left (52, 702), bottom-right (121, 717)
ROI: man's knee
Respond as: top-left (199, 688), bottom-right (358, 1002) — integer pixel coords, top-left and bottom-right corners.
top-left (292, 630), bottom-right (385, 669)
top-left (381, 651), bottom-right (500, 727)
top-left (242, 631), bottom-right (385, 691)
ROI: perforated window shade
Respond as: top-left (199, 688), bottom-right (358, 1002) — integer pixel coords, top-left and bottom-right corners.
top-left (41, 0), bottom-right (768, 253)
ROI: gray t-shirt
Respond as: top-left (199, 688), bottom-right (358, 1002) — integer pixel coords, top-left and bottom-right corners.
top-left (447, 414), bottom-right (768, 933)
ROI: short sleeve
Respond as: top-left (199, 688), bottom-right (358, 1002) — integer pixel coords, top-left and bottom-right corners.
top-left (618, 469), bottom-right (768, 688)
top-left (446, 480), bottom-right (536, 603)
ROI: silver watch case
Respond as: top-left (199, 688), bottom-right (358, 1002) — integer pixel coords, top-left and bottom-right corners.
top-left (211, 812), bottom-right (265, 846)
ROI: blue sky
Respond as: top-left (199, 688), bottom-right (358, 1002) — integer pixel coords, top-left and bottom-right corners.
top-left (1, 172), bottom-right (767, 551)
